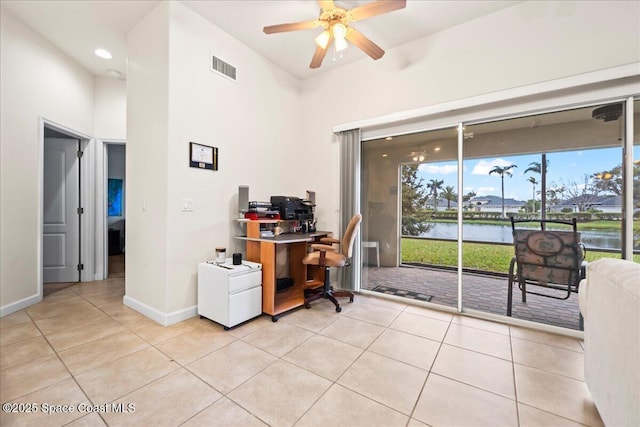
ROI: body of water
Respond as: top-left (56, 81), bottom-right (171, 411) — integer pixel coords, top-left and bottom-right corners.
top-left (419, 222), bottom-right (631, 250)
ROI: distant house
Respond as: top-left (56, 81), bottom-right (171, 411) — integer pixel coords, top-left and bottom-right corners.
top-left (466, 195), bottom-right (525, 213)
top-left (550, 195), bottom-right (622, 213)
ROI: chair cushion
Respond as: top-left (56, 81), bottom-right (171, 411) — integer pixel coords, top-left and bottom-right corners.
top-left (302, 250), bottom-right (346, 267)
top-left (320, 237), bottom-right (340, 245)
top-left (513, 229), bottom-right (583, 285)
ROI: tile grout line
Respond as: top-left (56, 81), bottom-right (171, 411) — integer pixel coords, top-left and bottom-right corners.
top-left (509, 325), bottom-right (522, 427)
top-left (406, 314), bottom-right (454, 425)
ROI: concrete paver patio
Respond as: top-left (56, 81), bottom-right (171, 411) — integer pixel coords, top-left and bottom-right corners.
top-left (362, 265), bottom-right (582, 330)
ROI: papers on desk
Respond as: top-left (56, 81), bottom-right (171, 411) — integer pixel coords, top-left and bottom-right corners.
top-left (260, 230), bottom-right (274, 238)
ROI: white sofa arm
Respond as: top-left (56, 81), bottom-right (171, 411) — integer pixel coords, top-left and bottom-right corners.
top-left (579, 258), bottom-right (640, 427)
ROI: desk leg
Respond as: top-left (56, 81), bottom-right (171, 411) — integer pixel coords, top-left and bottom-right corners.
top-left (260, 242), bottom-right (276, 316)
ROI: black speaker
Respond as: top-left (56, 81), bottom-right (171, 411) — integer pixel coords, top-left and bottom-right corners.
top-left (232, 253), bottom-right (242, 265)
top-left (238, 185), bottom-right (249, 214)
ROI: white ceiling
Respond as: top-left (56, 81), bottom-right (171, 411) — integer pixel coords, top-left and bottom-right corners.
top-left (2, 0), bottom-right (521, 80)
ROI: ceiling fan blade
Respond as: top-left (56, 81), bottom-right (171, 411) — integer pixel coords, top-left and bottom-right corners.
top-left (349, 0), bottom-right (406, 22)
top-left (310, 43), bottom-right (330, 69)
top-left (317, 0), bottom-right (336, 11)
top-left (263, 20), bottom-right (320, 34)
top-left (345, 27), bottom-right (385, 60)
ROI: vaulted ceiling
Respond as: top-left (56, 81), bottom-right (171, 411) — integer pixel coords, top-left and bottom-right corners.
top-left (2, 0), bottom-right (520, 80)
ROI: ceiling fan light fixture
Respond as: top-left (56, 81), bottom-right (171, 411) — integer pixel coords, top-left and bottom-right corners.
top-left (332, 23), bottom-right (347, 39)
top-left (315, 30), bottom-right (331, 49)
top-left (334, 36), bottom-right (348, 52)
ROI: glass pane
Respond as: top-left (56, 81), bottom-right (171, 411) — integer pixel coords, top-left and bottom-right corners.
top-left (462, 103), bottom-right (624, 330)
top-left (361, 127), bottom-right (458, 309)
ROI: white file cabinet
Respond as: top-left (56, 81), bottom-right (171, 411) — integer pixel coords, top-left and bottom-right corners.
top-left (197, 259), bottom-right (262, 329)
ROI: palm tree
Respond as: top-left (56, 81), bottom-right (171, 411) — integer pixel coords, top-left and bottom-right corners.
top-left (441, 186), bottom-right (457, 210)
top-left (524, 155), bottom-right (549, 218)
top-left (545, 186), bottom-right (565, 208)
top-left (462, 191), bottom-right (477, 202)
top-left (426, 179), bottom-right (444, 210)
top-left (489, 164), bottom-right (517, 218)
top-left (527, 176), bottom-right (539, 213)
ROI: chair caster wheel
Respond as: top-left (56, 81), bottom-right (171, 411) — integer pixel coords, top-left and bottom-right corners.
top-left (271, 316), bottom-right (279, 322)
top-left (349, 296), bottom-right (354, 303)
top-left (304, 303), bottom-right (311, 309)
top-left (336, 306), bottom-right (342, 313)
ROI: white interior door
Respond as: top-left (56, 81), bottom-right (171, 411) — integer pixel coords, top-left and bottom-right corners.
top-left (43, 137), bottom-right (80, 283)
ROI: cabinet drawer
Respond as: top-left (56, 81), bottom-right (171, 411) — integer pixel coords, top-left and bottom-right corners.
top-left (229, 271), bottom-right (262, 294)
top-left (229, 286), bottom-right (262, 327)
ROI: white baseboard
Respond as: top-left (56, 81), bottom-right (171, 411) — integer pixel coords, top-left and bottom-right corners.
top-left (123, 295), bottom-right (197, 326)
top-left (0, 293), bottom-right (42, 317)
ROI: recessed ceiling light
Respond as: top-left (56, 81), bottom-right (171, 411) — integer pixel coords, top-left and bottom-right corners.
top-left (434, 147), bottom-right (441, 152)
top-left (385, 137), bottom-right (393, 141)
top-left (107, 69), bottom-right (122, 78)
top-left (94, 48), bottom-right (112, 59)
top-left (382, 154), bottom-right (388, 157)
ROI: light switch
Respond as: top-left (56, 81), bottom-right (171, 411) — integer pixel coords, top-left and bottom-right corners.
top-left (182, 198), bottom-right (194, 211)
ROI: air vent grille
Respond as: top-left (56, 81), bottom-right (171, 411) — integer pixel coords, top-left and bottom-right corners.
top-left (210, 55), bottom-right (237, 81)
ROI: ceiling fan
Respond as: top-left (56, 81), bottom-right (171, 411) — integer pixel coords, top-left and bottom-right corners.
top-left (263, 0), bottom-right (407, 69)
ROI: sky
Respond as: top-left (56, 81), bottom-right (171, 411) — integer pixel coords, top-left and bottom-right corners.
top-left (416, 146), bottom-right (636, 202)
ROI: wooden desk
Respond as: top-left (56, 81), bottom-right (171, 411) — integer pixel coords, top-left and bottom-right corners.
top-left (235, 219), bottom-right (330, 321)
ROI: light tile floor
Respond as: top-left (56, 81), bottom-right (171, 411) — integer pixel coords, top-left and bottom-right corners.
top-left (0, 275), bottom-right (603, 427)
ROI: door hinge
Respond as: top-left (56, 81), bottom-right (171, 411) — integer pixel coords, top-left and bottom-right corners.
top-left (77, 207), bottom-right (84, 215)
top-left (77, 150), bottom-right (84, 158)
top-left (77, 263), bottom-right (84, 271)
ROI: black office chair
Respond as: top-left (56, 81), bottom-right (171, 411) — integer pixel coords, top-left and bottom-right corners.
top-left (302, 214), bottom-right (362, 312)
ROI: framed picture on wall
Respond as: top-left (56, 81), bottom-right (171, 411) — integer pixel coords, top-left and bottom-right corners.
top-left (108, 178), bottom-right (123, 216)
top-left (189, 142), bottom-right (218, 170)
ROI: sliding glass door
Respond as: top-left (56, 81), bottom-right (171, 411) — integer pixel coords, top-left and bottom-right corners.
top-left (361, 127), bottom-right (459, 310)
top-left (359, 98), bottom-right (638, 330)
top-left (461, 103), bottom-right (627, 329)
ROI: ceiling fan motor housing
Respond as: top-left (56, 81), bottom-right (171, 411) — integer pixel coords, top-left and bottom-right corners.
top-left (320, 8), bottom-right (348, 28)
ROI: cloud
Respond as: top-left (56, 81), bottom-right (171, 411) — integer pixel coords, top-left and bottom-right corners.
top-left (418, 163), bottom-right (458, 174)
top-left (476, 186), bottom-right (496, 196)
top-left (472, 158), bottom-right (515, 175)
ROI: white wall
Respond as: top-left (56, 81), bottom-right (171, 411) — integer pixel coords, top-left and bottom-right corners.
top-left (125, 2), bottom-right (170, 314)
top-left (0, 7), bottom-right (95, 313)
top-left (165, 2), bottom-right (303, 314)
top-left (298, 1), bottom-right (640, 236)
top-left (126, 2), bottom-right (304, 320)
top-left (94, 77), bottom-right (126, 140)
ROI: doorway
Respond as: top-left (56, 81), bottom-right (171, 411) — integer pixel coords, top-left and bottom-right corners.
top-left (105, 143), bottom-right (126, 279)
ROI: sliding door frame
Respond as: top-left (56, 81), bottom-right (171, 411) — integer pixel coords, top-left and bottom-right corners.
top-left (349, 65), bottom-right (639, 333)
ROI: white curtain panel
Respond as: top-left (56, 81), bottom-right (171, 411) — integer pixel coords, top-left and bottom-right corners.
top-left (338, 129), bottom-right (362, 291)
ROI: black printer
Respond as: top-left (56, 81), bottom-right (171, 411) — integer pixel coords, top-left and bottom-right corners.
top-left (270, 196), bottom-right (314, 221)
